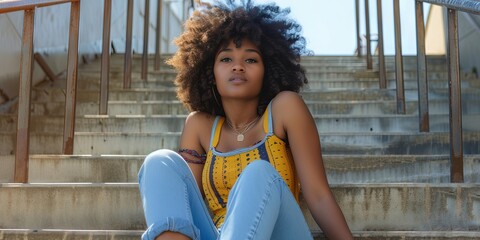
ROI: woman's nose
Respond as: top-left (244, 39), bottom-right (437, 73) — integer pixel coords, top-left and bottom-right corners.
top-left (232, 62), bottom-right (245, 72)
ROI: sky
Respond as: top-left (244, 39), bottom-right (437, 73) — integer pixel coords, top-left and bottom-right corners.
top-left (204, 0), bottom-right (431, 56)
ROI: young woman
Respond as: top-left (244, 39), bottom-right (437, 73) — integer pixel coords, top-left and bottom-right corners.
top-left (138, 1), bottom-right (353, 239)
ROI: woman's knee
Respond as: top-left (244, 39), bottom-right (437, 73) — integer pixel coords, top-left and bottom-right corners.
top-left (143, 149), bottom-right (185, 168)
top-left (239, 160), bottom-right (281, 182)
top-left (245, 159), bottom-right (277, 173)
top-left (139, 149), bottom-right (186, 181)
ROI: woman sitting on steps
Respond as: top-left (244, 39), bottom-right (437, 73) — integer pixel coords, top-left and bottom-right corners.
top-left (138, 0), bottom-right (353, 239)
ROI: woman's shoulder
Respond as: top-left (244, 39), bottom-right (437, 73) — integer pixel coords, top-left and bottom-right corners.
top-left (182, 111), bottom-right (218, 151)
top-left (185, 111), bottom-right (217, 127)
top-left (271, 91), bottom-right (305, 110)
top-left (268, 91), bottom-right (308, 138)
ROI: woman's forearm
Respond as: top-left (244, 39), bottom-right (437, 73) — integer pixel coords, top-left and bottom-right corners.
top-left (309, 195), bottom-right (353, 240)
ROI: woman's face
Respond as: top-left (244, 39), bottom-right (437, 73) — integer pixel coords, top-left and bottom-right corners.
top-left (213, 38), bottom-right (264, 101)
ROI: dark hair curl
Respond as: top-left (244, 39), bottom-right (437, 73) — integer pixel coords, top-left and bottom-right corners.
top-left (167, 0), bottom-right (311, 116)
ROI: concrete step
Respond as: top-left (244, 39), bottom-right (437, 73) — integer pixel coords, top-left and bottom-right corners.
top-left (299, 62), bottom-right (450, 71)
top-left (1, 229), bottom-right (479, 240)
top-left (1, 155), bottom-right (478, 183)
top-left (77, 67), bottom-right (467, 83)
top-left (91, 54), bottom-right (448, 67)
top-left (0, 229), bottom-right (143, 240)
top-left (0, 183), bottom-right (478, 232)
top-left (79, 65), bottom-right (454, 80)
top-left (70, 75), bottom-right (478, 91)
top-left (304, 78), bottom-right (474, 90)
top-left (1, 132), bottom-right (479, 155)
top-left (2, 114), bottom-right (480, 133)
top-left (28, 99), bottom-right (480, 116)
top-left (299, 54), bottom-right (447, 61)
top-left (31, 86), bottom-right (480, 103)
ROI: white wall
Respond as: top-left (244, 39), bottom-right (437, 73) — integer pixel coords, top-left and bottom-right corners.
top-left (458, 13), bottom-right (480, 75)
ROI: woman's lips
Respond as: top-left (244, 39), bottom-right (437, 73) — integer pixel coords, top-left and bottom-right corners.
top-left (229, 75), bottom-right (246, 83)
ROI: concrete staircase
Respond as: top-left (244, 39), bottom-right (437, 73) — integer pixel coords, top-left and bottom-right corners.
top-left (1, 54), bottom-right (479, 239)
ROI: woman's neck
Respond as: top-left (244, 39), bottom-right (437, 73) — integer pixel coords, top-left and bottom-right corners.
top-left (222, 99), bottom-right (259, 127)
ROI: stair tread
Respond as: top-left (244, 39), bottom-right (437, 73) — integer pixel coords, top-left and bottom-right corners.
top-left (1, 229), bottom-right (478, 239)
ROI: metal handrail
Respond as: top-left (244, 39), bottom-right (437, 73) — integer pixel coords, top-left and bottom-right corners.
top-left (359, 0), bottom-right (480, 182)
top-left (3, 0), bottom-right (194, 182)
top-left (0, 0), bottom-right (80, 183)
top-left (417, 0), bottom-right (480, 183)
top-left (0, 0), bottom-right (74, 13)
top-left (421, 0), bottom-right (480, 14)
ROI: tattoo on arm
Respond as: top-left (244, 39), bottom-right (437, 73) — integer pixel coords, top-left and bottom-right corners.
top-left (178, 148), bottom-right (207, 164)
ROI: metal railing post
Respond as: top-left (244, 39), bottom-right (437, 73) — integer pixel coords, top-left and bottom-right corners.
top-left (142, 0), bottom-right (150, 80)
top-left (155, 0), bottom-right (163, 71)
top-left (355, 0), bottom-right (361, 57)
top-left (393, 0), bottom-right (406, 114)
top-left (415, 1), bottom-right (430, 132)
top-left (124, 0), bottom-right (134, 89)
top-left (14, 8), bottom-right (35, 183)
top-left (100, 0), bottom-right (112, 115)
top-left (62, 0), bottom-right (81, 154)
top-left (376, 0), bottom-right (386, 88)
top-left (446, 8), bottom-right (464, 183)
top-left (365, 0), bottom-right (372, 69)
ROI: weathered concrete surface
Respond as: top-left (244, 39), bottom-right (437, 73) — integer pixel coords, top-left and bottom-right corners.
top-left (0, 183), bottom-right (478, 232)
top-left (30, 87), bottom-right (480, 103)
top-left (304, 184), bottom-right (480, 232)
top-left (1, 155), bottom-right (479, 184)
top-left (0, 132), bottom-right (479, 155)
top-left (2, 114), bottom-right (480, 133)
top-left (1, 132), bottom-right (480, 155)
top-left (1, 229), bottom-right (479, 240)
top-left (23, 99), bottom-right (480, 116)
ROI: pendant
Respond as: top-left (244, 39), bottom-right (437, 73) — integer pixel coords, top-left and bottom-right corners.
top-left (237, 134), bottom-right (245, 142)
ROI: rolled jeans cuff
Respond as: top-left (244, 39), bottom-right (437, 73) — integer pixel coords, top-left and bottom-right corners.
top-left (142, 217), bottom-right (200, 240)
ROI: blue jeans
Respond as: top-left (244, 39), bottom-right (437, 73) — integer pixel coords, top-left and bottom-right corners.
top-left (138, 149), bottom-right (313, 240)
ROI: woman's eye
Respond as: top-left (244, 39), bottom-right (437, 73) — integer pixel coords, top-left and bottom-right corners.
top-left (245, 58), bottom-right (257, 63)
top-left (220, 57), bottom-right (231, 62)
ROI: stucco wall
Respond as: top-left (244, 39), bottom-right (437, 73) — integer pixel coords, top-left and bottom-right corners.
top-left (0, 0), bottom-right (187, 104)
top-left (458, 13), bottom-right (480, 76)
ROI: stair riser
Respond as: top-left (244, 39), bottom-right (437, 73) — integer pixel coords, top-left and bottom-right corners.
top-left (90, 58), bottom-right (448, 70)
top-left (1, 133), bottom-right (479, 155)
top-left (0, 184), bottom-right (478, 231)
top-left (31, 87), bottom-right (480, 103)
top-left (72, 79), bottom-right (473, 90)
top-left (76, 71), bottom-right (461, 85)
top-left (1, 156), bottom-right (478, 183)
top-left (28, 100), bottom-right (480, 116)
top-left (0, 231), bottom-right (143, 240)
top-left (1, 230), bottom-right (479, 240)
top-left (96, 54), bottom-right (447, 65)
top-left (73, 74), bottom-right (479, 90)
top-left (306, 80), bottom-right (472, 90)
top-left (32, 88), bottom-right (178, 103)
top-left (2, 115), bottom-right (480, 133)
top-left (307, 185), bottom-right (480, 232)
top-left (0, 185), bottom-right (144, 230)
top-left (299, 64), bottom-right (449, 71)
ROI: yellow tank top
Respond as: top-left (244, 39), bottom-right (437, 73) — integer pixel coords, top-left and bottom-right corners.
top-left (202, 102), bottom-right (300, 228)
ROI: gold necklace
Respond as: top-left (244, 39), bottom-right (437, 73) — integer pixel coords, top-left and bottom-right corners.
top-left (226, 116), bottom-right (260, 142)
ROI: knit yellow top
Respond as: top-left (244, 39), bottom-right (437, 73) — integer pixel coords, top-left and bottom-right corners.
top-left (202, 102), bottom-right (300, 228)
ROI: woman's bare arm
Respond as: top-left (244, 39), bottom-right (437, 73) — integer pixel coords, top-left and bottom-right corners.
top-left (273, 91), bottom-right (353, 240)
top-left (178, 112), bottom-right (214, 196)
